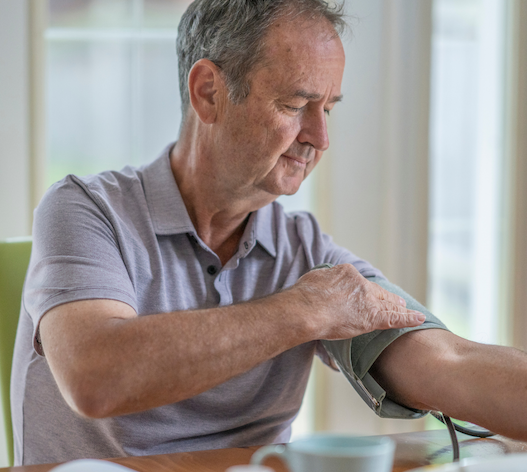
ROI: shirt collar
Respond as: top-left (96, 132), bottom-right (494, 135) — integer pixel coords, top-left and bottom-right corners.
top-left (252, 204), bottom-right (277, 258)
top-left (142, 143), bottom-right (194, 235)
top-left (142, 143), bottom-right (277, 258)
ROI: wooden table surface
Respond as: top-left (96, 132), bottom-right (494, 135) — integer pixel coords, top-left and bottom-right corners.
top-left (3, 430), bottom-right (527, 472)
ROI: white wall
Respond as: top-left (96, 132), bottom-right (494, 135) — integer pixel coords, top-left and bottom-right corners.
top-left (0, 0), bottom-right (32, 241)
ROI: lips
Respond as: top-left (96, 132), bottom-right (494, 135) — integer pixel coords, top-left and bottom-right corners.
top-left (282, 154), bottom-right (308, 167)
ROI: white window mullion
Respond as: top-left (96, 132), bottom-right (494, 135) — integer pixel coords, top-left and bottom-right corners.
top-left (131, 0), bottom-right (144, 165)
top-left (0, 0), bottom-right (30, 241)
top-left (503, 0), bottom-right (527, 350)
top-left (469, 0), bottom-right (506, 344)
top-left (29, 0), bottom-right (48, 215)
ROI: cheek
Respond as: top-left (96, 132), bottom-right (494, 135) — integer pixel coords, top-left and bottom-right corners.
top-left (246, 100), bottom-right (299, 146)
top-left (223, 101), bottom-right (301, 164)
top-left (262, 118), bottom-right (301, 152)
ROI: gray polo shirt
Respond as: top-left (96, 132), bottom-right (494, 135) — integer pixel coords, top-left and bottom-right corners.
top-left (11, 145), bottom-right (446, 465)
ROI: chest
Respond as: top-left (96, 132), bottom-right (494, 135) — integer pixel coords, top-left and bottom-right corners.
top-left (120, 233), bottom-right (309, 316)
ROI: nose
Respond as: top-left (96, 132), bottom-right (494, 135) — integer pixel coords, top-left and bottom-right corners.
top-left (297, 107), bottom-right (330, 152)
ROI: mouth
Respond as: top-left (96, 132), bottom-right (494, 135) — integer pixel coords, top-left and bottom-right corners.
top-left (281, 154), bottom-right (308, 168)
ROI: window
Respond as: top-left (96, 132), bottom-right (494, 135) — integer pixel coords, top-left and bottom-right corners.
top-left (428, 0), bottom-right (508, 344)
top-left (45, 0), bottom-right (315, 213)
top-left (46, 0), bottom-right (191, 186)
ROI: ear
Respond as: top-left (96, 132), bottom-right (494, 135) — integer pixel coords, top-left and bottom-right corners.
top-left (187, 59), bottom-right (225, 124)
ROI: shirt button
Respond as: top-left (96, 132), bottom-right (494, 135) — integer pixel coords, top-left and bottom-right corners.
top-left (207, 265), bottom-right (218, 275)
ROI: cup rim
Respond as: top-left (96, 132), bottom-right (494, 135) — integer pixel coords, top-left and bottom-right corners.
top-left (287, 434), bottom-right (395, 457)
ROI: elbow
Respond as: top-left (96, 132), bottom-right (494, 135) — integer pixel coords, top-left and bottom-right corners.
top-left (62, 377), bottom-right (119, 419)
top-left (69, 395), bottom-right (113, 420)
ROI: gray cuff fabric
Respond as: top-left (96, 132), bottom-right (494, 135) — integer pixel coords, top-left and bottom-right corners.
top-left (320, 274), bottom-right (449, 419)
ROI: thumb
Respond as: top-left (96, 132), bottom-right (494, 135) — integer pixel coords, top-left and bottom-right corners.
top-left (372, 302), bottom-right (425, 330)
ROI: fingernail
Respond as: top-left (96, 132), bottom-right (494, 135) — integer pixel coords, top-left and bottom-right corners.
top-left (399, 298), bottom-right (405, 306)
top-left (414, 312), bottom-right (425, 322)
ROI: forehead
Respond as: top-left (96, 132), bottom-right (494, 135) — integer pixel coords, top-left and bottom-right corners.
top-left (255, 16), bottom-right (346, 96)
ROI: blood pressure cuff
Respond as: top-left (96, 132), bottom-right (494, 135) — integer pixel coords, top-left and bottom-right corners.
top-left (316, 266), bottom-right (449, 419)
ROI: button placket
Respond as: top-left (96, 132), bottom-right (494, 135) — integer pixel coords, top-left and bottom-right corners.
top-left (215, 267), bottom-right (232, 306)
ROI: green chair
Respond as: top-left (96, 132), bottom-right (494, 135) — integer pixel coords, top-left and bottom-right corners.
top-left (0, 237), bottom-right (32, 466)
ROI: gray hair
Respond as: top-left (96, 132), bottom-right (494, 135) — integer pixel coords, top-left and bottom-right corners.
top-left (176, 0), bottom-right (347, 120)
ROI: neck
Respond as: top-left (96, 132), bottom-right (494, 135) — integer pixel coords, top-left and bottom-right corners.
top-left (170, 121), bottom-right (273, 265)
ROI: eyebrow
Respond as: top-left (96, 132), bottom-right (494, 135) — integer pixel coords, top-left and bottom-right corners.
top-left (292, 90), bottom-right (343, 104)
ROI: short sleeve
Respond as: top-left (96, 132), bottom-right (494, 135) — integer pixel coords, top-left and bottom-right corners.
top-left (321, 276), bottom-right (448, 419)
top-left (25, 175), bottom-right (138, 355)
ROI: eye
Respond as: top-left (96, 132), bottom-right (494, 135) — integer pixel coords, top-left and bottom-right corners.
top-left (324, 109), bottom-right (331, 116)
top-left (286, 105), bottom-right (304, 113)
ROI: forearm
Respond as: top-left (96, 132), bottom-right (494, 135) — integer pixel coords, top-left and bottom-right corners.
top-left (41, 263), bottom-right (424, 419)
top-left (41, 293), bottom-right (311, 418)
top-left (371, 329), bottom-right (527, 440)
top-left (443, 343), bottom-right (527, 439)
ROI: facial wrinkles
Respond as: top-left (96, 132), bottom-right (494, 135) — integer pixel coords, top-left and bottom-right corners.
top-left (283, 141), bottom-right (316, 163)
top-left (212, 17), bottom-right (345, 200)
top-left (218, 101), bottom-right (281, 191)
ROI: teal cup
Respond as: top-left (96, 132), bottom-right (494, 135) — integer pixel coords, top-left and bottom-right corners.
top-left (250, 434), bottom-right (395, 472)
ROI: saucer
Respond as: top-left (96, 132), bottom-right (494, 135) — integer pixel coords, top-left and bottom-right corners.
top-left (410, 453), bottom-right (527, 472)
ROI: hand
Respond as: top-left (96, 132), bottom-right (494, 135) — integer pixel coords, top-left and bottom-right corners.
top-left (290, 263), bottom-right (425, 340)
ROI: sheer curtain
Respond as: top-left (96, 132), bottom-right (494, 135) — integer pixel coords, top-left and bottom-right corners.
top-left (315, 0), bottom-right (433, 435)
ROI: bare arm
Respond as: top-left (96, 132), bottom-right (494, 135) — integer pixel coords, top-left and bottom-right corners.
top-left (39, 264), bottom-right (425, 419)
top-left (371, 329), bottom-right (527, 440)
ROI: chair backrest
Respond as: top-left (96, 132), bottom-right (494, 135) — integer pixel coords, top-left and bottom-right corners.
top-left (0, 237), bottom-right (32, 466)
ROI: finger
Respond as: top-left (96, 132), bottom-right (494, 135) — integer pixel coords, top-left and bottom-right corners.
top-left (370, 302), bottom-right (425, 330)
top-left (369, 282), bottom-right (406, 307)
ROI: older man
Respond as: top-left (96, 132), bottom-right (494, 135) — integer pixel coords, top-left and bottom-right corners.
top-left (11, 0), bottom-right (527, 466)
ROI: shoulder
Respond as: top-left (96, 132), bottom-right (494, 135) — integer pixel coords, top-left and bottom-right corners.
top-left (36, 165), bottom-right (146, 223)
top-left (45, 165), bottom-right (143, 204)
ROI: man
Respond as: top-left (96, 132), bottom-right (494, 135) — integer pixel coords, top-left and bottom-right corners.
top-left (11, 0), bottom-right (527, 466)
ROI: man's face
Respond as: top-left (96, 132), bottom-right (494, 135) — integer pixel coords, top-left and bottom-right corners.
top-left (210, 16), bottom-right (345, 200)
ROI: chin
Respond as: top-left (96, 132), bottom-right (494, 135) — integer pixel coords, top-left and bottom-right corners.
top-left (281, 177), bottom-right (305, 196)
top-left (274, 183), bottom-right (303, 197)
top-left (281, 187), bottom-right (301, 196)
top-left (258, 172), bottom-right (305, 197)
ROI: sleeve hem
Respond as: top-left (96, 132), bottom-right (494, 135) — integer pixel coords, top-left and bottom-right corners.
top-left (32, 287), bottom-right (138, 356)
